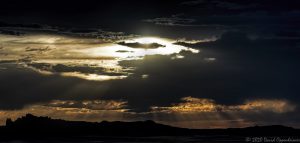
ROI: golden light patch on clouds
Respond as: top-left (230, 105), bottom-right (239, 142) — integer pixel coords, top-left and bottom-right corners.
top-left (0, 98), bottom-right (295, 128)
top-left (152, 97), bottom-right (216, 112)
top-left (151, 97), bottom-right (295, 113)
top-left (235, 99), bottom-right (295, 113)
top-left (47, 100), bottom-right (128, 111)
top-left (0, 34), bottom-right (107, 45)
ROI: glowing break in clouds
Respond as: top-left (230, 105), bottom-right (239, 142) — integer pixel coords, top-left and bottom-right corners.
top-left (0, 34), bottom-right (199, 81)
top-left (151, 97), bottom-right (296, 113)
top-left (46, 100), bottom-right (128, 111)
top-left (73, 37), bottom-right (199, 60)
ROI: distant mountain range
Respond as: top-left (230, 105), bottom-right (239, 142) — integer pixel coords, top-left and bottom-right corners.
top-left (1, 114), bottom-right (299, 142)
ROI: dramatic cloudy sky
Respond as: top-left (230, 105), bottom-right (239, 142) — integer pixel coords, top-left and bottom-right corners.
top-left (0, 0), bottom-right (300, 128)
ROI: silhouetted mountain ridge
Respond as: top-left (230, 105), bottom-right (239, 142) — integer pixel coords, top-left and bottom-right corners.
top-left (0, 114), bottom-right (299, 142)
top-left (1, 114), bottom-right (188, 137)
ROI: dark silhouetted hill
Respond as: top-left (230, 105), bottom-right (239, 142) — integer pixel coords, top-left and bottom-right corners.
top-left (0, 114), bottom-right (299, 142)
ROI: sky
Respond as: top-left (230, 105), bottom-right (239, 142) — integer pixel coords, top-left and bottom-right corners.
top-left (0, 0), bottom-right (300, 129)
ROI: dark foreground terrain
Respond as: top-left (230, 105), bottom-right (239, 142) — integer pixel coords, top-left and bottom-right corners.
top-left (0, 114), bottom-right (299, 143)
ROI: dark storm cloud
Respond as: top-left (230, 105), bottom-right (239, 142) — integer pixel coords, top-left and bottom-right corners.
top-left (0, 21), bottom-right (58, 36)
top-left (115, 50), bottom-right (134, 53)
top-left (0, 64), bottom-right (110, 110)
top-left (0, 0), bottom-right (182, 34)
top-left (0, 21), bottom-right (52, 30)
top-left (144, 12), bottom-right (300, 30)
top-left (1, 0), bottom-right (299, 40)
top-left (27, 63), bottom-right (125, 76)
top-left (143, 0), bottom-right (300, 38)
top-left (0, 29), bottom-right (25, 36)
top-left (2, 1), bottom-right (300, 26)
top-left (96, 31), bottom-right (300, 112)
top-left (175, 31), bottom-right (300, 50)
top-left (0, 21), bottom-right (137, 41)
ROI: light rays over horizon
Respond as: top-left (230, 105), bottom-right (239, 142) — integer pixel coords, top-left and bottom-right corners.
top-left (0, 30), bottom-right (299, 129)
top-left (0, 97), bottom-right (295, 128)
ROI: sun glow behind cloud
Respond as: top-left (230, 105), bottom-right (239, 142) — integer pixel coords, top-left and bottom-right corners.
top-left (0, 35), bottom-right (199, 81)
top-left (54, 37), bottom-right (198, 80)
top-left (74, 37), bottom-right (199, 60)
